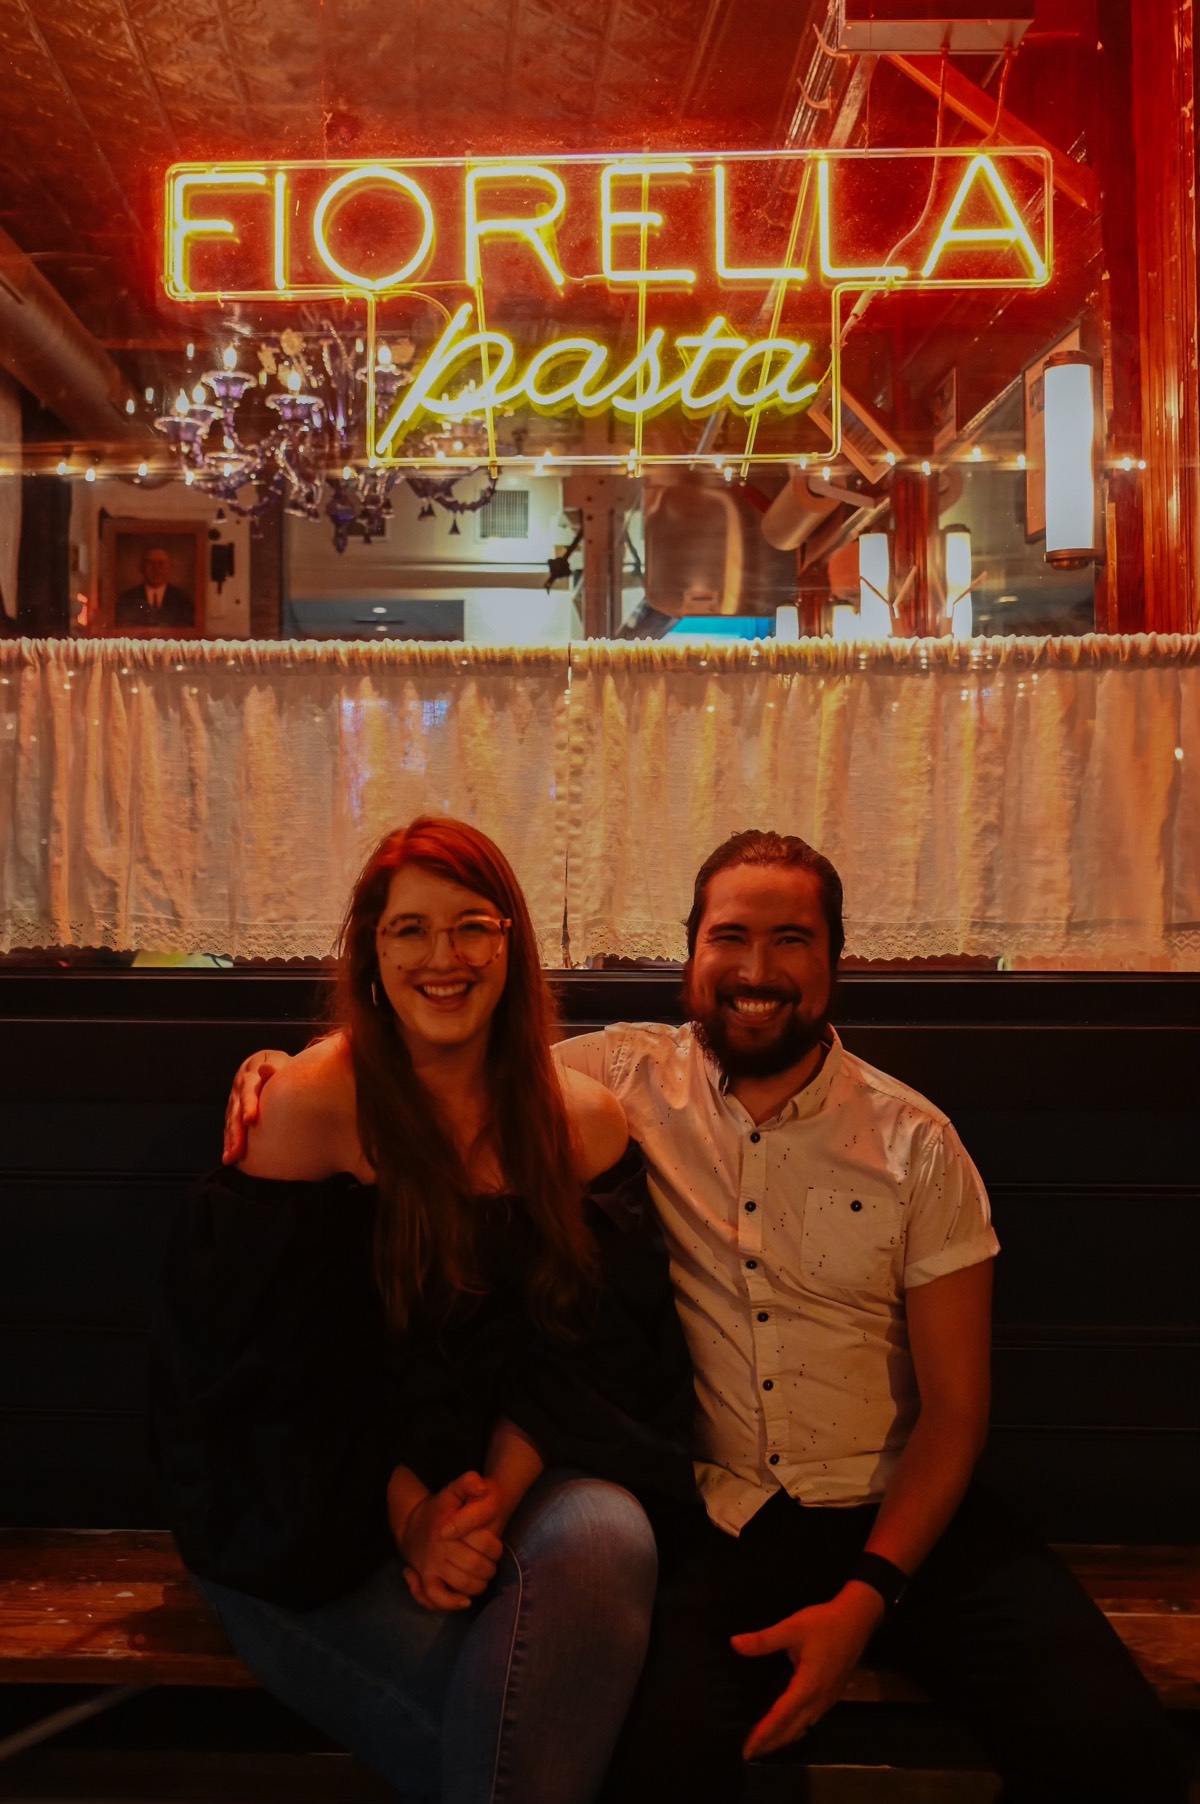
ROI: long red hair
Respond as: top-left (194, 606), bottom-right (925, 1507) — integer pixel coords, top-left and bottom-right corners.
top-left (336, 816), bottom-right (595, 1335)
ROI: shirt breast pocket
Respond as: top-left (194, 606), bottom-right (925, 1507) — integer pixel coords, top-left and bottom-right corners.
top-left (799, 1187), bottom-right (904, 1297)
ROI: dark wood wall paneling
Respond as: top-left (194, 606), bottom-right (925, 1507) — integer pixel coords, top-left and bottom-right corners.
top-left (1, 972), bottom-right (1197, 1539)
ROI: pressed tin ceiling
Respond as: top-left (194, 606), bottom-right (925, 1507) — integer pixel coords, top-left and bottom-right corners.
top-left (0, 0), bottom-right (822, 354)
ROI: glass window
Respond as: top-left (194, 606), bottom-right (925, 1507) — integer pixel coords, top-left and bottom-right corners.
top-left (1, 2), bottom-right (1195, 972)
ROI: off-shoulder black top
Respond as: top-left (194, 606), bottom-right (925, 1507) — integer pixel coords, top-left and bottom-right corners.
top-left (149, 1145), bottom-right (697, 1609)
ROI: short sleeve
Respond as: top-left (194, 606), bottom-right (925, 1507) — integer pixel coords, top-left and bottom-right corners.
top-left (552, 1030), bottom-right (611, 1084)
top-left (902, 1120), bottom-right (1000, 1289)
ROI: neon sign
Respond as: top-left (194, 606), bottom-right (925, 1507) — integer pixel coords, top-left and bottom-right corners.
top-left (164, 150), bottom-right (1053, 469)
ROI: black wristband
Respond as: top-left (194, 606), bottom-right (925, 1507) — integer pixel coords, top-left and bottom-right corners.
top-left (848, 1551), bottom-right (909, 1613)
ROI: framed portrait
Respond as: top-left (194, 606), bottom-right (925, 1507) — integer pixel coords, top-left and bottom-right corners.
top-left (100, 517), bottom-right (206, 636)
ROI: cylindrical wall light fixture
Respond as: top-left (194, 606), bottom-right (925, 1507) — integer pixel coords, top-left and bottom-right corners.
top-left (1043, 352), bottom-right (1099, 569)
top-left (944, 524), bottom-right (973, 638)
top-left (774, 603), bottom-right (801, 642)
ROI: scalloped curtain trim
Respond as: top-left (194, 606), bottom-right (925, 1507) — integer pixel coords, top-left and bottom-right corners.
top-left (2, 634), bottom-right (1198, 969)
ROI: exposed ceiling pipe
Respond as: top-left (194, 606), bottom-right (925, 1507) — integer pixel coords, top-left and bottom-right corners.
top-left (0, 224), bottom-right (144, 445)
top-left (761, 470), bottom-right (849, 550)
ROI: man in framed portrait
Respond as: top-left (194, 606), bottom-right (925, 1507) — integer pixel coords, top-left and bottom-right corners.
top-left (116, 545), bottom-right (194, 629)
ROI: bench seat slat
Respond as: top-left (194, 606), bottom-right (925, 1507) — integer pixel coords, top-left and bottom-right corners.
top-left (1, 1531), bottom-right (1195, 1707)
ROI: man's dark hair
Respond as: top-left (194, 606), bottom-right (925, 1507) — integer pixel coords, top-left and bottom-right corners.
top-left (684, 829), bottom-right (845, 965)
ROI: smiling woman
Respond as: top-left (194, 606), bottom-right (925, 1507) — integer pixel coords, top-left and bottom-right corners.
top-left (149, 813), bottom-right (697, 1804)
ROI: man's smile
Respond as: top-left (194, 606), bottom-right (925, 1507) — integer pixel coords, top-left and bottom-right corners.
top-left (720, 988), bottom-right (798, 1026)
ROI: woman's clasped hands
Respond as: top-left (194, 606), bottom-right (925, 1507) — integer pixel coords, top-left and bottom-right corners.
top-left (392, 1469), bottom-right (508, 1612)
top-left (389, 1418), bottom-right (543, 1612)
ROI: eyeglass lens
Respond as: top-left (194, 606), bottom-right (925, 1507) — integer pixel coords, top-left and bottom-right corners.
top-left (381, 919), bottom-right (506, 969)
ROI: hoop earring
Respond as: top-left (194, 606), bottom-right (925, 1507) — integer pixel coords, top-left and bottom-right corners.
top-left (370, 978), bottom-right (383, 1011)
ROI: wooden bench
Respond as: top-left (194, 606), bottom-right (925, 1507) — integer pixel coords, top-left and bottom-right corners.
top-left (2, 1529), bottom-right (1197, 1764)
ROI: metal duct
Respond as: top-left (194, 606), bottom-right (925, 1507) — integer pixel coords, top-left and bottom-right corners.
top-left (644, 473), bottom-right (798, 616)
top-left (761, 472), bottom-right (852, 550)
top-left (0, 225), bottom-right (142, 444)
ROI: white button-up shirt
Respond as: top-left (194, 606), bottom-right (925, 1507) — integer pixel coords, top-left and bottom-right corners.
top-left (554, 1023), bottom-right (998, 1533)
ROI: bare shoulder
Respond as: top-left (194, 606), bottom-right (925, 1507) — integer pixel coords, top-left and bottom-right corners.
top-left (559, 1065), bottom-right (629, 1182)
top-left (239, 1031), bottom-right (361, 1182)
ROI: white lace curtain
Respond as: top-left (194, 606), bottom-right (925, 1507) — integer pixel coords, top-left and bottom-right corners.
top-left (0, 640), bottom-right (569, 962)
top-left (2, 634), bottom-right (1198, 967)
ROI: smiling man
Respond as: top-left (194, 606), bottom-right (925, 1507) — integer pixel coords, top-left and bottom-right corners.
top-left (223, 827), bottom-right (1187, 1802)
top-left (555, 829), bottom-right (1187, 1804)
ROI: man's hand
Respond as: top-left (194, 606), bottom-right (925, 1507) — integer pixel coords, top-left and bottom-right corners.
top-left (732, 1584), bottom-right (884, 1761)
top-left (398, 1473), bottom-right (505, 1613)
top-left (222, 1050), bottom-right (292, 1164)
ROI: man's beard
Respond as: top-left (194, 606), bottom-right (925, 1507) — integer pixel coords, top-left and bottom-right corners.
top-left (683, 974), bottom-right (829, 1080)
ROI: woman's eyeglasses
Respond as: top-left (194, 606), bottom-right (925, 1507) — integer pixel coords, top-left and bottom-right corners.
top-left (377, 915), bottom-right (512, 971)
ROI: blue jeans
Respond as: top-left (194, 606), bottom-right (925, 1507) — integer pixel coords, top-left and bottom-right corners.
top-left (197, 1475), bottom-right (658, 1804)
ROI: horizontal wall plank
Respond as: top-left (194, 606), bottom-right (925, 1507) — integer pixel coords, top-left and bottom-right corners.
top-left (988, 1188), bottom-right (1200, 1323)
top-left (4, 1327), bottom-right (1194, 1432)
top-left (0, 1104), bottom-right (222, 1174)
top-left (980, 1428), bottom-right (1200, 1543)
top-left (0, 1181), bottom-right (180, 1324)
top-left (3, 1412), bottom-right (1194, 1539)
top-left (990, 1340), bottom-right (1199, 1429)
top-left (1, 1179), bottom-right (1196, 1330)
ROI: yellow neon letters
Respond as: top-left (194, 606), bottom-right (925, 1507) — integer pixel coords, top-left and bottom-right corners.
top-left (165, 152), bottom-right (1048, 300)
top-left (921, 154), bottom-right (1048, 281)
top-left (163, 152), bottom-right (1051, 463)
top-left (465, 164), bottom-right (567, 288)
top-left (714, 166), bottom-right (807, 284)
top-left (273, 169), bottom-right (290, 291)
top-left (312, 165), bottom-right (435, 292)
top-left (375, 304), bottom-right (820, 451)
top-left (600, 161), bottom-right (697, 286)
top-left (816, 159), bottom-right (908, 282)
top-left (168, 171), bottom-right (268, 298)
top-left (522, 340), bottom-right (611, 407)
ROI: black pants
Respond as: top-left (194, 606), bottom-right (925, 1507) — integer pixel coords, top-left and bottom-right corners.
top-left (601, 1484), bottom-right (1191, 1804)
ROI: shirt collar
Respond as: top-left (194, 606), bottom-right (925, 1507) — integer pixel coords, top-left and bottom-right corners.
top-left (695, 1024), bottom-right (844, 1126)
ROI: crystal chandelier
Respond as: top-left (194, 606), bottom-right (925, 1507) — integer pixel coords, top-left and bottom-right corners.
top-left (154, 321), bottom-right (498, 552)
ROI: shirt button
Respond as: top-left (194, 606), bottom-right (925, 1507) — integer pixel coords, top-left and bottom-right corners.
top-left (746, 1259), bottom-right (758, 1270)
top-left (769, 1454), bottom-right (780, 1466)
top-left (851, 1199), bottom-right (863, 1212)
top-left (762, 1379), bottom-right (774, 1391)
top-left (757, 1311), bottom-right (769, 1322)
top-left (744, 1200), bottom-right (756, 1213)
top-left (749, 1131), bottom-right (761, 1144)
